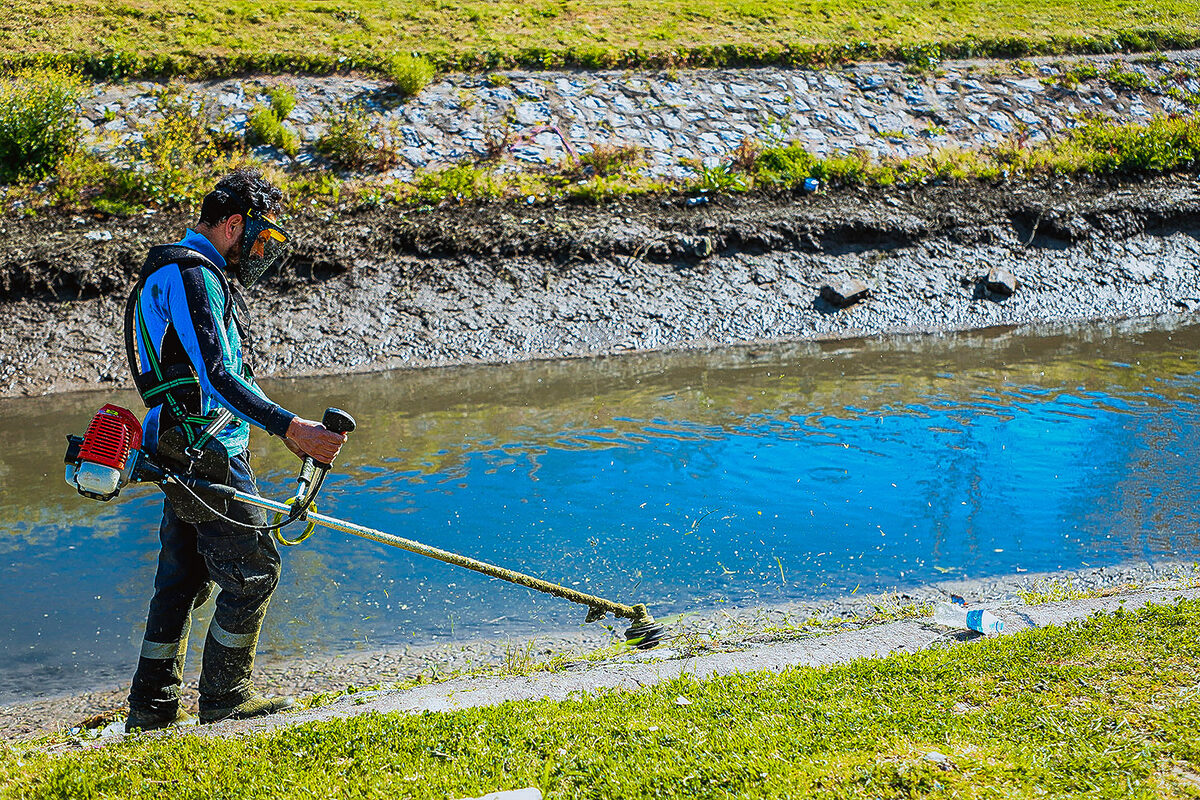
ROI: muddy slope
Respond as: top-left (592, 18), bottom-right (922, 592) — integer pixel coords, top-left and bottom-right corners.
top-left (3, 174), bottom-right (1200, 397)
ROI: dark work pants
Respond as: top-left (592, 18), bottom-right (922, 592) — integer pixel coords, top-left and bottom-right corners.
top-left (128, 452), bottom-right (281, 717)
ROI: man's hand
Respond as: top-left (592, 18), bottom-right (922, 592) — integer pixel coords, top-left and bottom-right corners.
top-left (285, 416), bottom-right (347, 464)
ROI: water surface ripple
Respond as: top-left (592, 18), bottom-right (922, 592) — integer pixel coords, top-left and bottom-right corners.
top-left (3, 318), bottom-right (1199, 703)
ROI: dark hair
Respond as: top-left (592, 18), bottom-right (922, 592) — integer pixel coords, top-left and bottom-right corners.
top-left (198, 167), bottom-right (284, 225)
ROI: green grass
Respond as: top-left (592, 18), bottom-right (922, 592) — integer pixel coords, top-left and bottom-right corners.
top-left (4, 0), bottom-right (1200, 78)
top-left (5, 599), bottom-right (1200, 798)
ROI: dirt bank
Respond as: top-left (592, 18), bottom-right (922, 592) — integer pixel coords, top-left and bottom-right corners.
top-left (3, 173), bottom-right (1200, 398)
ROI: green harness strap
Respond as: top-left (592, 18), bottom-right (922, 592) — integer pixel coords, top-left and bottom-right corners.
top-left (124, 246), bottom-right (238, 450)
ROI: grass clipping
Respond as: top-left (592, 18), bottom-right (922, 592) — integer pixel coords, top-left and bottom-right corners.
top-left (5, 599), bottom-right (1200, 798)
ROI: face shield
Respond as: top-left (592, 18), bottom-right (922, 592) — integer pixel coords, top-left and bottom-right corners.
top-left (234, 210), bottom-right (290, 286)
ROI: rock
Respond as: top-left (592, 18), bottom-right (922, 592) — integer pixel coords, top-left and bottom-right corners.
top-left (752, 264), bottom-right (778, 285)
top-left (984, 268), bottom-right (1018, 297)
top-left (457, 789), bottom-right (542, 800)
top-left (677, 236), bottom-right (715, 258)
top-left (820, 278), bottom-right (870, 308)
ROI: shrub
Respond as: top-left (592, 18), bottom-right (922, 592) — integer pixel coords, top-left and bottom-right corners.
top-left (0, 67), bottom-right (83, 184)
top-left (268, 85), bottom-right (297, 119)
top-left (753, 145), bottom-right (817, 186)
top-left (316, 103), bottom-right (398, 171)
top-left (105, 86), bottom-right (235, 208)
top-left (382, 52), bottom-right (436, 98)
top-left (246, 104), bottom-right (299, 156)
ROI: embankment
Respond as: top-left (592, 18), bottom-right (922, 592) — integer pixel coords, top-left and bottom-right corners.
top-left (2, 172), bottom-right (1199, 398)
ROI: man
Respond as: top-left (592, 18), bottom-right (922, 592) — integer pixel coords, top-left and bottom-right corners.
top-left (124, 167), bottom-right (346, 732)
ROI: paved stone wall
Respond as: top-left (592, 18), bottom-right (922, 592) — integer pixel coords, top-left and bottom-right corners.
top-left (81, 51), bottom-right (1200, 182)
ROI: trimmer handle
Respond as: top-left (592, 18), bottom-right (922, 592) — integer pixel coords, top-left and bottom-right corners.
top-left (298, 408), bottom-right (356, 485)
top-left (322, 407), bottom-right (357, 435)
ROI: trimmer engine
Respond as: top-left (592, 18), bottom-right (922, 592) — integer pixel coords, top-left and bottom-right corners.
top-left (64, 404), bottom-right (143, 501)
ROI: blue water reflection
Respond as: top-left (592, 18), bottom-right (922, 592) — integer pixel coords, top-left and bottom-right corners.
top-left (3, 321), bottom-right (1200, 703)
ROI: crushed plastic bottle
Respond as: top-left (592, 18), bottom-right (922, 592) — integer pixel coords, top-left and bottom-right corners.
top-left (932, 601), bottom-right (1004, 635)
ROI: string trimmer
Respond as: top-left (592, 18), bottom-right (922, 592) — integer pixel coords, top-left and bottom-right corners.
top-left (63, 404), bottom-right (668, 648)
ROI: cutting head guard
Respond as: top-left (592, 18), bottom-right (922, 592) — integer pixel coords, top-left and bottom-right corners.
top-left (199, 168), bottom-right (289, 286)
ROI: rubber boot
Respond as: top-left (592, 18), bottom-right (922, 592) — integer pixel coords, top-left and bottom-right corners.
top-left (199, 694), bottom-right (295, 724)
top-left (127, 626), bottom-right (192, 733)
top-left (197, 629), bottom-right (293, 723)
top-left (125, 707), bottom-right (195, 733)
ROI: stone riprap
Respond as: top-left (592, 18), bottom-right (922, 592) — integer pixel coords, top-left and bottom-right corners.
top-left (81, 51), bottom-right (1200, 181)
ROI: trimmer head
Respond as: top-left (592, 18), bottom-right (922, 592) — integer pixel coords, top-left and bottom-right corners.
top-left (624, 619), bottom-right (668, 649)
top-left (624, 604), bottom-right (669, 650)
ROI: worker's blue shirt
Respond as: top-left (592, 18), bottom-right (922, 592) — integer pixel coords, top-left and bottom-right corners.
top-left (134, 230), bottom-right (293, 455)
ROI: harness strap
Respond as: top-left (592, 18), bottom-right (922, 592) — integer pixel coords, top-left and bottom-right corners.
top-left (124, 245), bottom-right (243, 445)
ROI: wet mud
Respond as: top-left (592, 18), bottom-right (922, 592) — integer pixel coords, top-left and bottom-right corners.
top-left (3, 173), bottom-right (1200, 398)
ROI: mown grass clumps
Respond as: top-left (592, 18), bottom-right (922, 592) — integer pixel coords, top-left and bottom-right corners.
top-left (4, 600), bottom-right (1200, 798)
top-left (0, 67), bottom-right (82, 183)
top-left (8, 7), bottom-right (1200, 81)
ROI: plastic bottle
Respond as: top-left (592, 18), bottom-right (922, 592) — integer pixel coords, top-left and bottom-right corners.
top-left (932, 601), bottom-right (1004, 635)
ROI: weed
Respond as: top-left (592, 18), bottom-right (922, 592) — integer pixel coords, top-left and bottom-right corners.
top-left (486, 72), bottom-right (511, 88)
top-left (383, 52), bottom-right (436, 98)
top-left (0, 67), bottom-right (83, 184)
top-left (267, 84), bottom-right (297, 119)
top-left (246, 104), bottom-right (299, 156)
top-left (1056, 61), bottom-right (1100, 89)
top-left (410, 163), bottom-right (503, 202)
top-left (1132, 51), bottom-right (1170, 66)
top-left (727, 137), bottom-right (762, 172)
top-left (1104, 62), bottom-right (1153, 91)
top-left (752, 144), bottom-right (817, 186)
top-left (577, 142), bottom-right (644, 177)
top-left (1167, 86), bottom-right (1200, 107)
top-left (316, 103), bottom-right (399, 171)
top-left (687, 161), bottom-right (748, 193)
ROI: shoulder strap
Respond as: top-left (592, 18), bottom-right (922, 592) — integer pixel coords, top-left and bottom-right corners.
top-left (123, 245), bottom-right (236, 417)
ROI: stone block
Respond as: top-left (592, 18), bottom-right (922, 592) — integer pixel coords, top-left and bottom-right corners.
top-left (984, 268), bottom-right (1018, 297)
top-left (820, 278), bottom-right (871, 308)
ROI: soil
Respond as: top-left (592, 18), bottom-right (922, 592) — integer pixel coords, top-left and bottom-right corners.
top-left (3, 173), bottom-right (1200, 398)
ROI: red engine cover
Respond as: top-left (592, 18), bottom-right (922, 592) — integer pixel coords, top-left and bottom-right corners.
top-left (78, 404), bottom-right (143, 470)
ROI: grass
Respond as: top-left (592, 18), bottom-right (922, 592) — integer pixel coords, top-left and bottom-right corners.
top-left (4, 598), bottom-right (1200, 798)
top-left (4, 0), bottom-right (1200, 78)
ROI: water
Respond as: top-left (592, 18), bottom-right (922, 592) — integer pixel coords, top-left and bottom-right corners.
top-left (4, 318), bottom-right (1200, 703)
